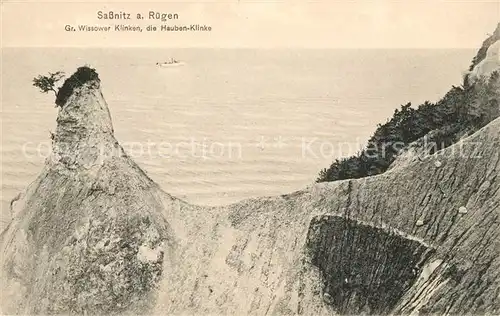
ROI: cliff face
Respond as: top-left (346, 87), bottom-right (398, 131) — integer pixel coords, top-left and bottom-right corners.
top-left (302, 119), bottom-right (500, 315)
top-left (0, 79), bottom-right (181, 315)
top-left (469, 23), bottom-right (500, 72)
top-left (1, 64), bottom-right (500, 314)
top-left (467, 23), bottom-right (500, 84)
top-left (160, 116), bottom-right (499, 315)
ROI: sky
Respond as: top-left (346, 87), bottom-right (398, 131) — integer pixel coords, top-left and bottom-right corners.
top-left (1, 0), bottom-right (499, 48)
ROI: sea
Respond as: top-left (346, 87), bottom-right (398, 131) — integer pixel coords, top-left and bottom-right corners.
top-left (0, 48), bottom-right (474, 228)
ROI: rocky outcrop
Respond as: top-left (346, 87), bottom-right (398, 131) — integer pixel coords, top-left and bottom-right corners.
top-left (469, 23), bottom-right (500, 72)
top-left (469, 40), bottom-right (500, 83)
top-left (0, 73), bottom-right (179, 315)
top-left (468, 23), bottom-right (500, 83)
top-left (1, 64), bottom-right (499, 315)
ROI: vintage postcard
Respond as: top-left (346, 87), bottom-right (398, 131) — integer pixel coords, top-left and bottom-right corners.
top-left (1, 1), bottom-right (499, 315)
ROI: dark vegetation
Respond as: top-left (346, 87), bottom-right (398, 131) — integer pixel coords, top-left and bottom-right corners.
top-left (33, 71), bottom-right (65, 97)
top-left (56, 66), bottom-right (100, 107)
top-left (33, 66), bottom-right (100, 107)
top-left (317, 26), bottom-right (500, 183)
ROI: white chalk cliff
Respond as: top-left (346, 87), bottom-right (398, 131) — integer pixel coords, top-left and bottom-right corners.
top-left (1, 52), bottom-right (500, 314)
top-left (469, 40), bottom-right (500, 81)
top-left (468, 23), bottom-right (500, 82)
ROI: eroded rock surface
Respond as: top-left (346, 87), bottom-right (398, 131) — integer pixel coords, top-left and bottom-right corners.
top-left (0, 75), bottom-right (178, 315)
top-left (306, 216), bottom-right (435, 314)
top-left (1, 66), bottom-right (499, 315)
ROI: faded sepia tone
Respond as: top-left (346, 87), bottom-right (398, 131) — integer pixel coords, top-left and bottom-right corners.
top-left (2, 1), bottom-right (500, 48)
top-left (1, 1), bottom-right (500, 315)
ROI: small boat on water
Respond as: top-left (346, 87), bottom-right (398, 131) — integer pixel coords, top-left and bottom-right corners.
top-left (157, 58), bottom-right (185, 67)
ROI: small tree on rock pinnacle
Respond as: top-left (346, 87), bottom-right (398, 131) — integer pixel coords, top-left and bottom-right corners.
top-left (33, 71), bottom-right (65, 98)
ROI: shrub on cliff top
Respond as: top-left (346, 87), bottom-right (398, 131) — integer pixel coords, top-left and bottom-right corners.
top-left (55, 66), bottom-right (100, 107)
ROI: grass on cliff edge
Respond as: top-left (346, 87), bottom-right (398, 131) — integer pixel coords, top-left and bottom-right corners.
top-left (55, 66), bottom-right (100, 107)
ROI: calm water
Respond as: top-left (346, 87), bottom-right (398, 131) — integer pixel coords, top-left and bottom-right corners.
top-left (1, 48), bottom-right (474, 225)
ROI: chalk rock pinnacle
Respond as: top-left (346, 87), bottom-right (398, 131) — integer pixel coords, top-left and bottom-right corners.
top-left (51, 71), bottom-right (119, 170)
top-left (0, 67), bottom-right (178, 315)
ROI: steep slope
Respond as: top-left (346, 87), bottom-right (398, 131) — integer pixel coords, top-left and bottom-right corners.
top-left (153, 117), bottom-right (499, 315)
top-left (1, 66), bottom-right (499, 315)
top-left (318, 23), bottom-right (500, 184)
top-left (469, 39), bottom-right (500, 82)
top-left (0, 72), bottom-right (183, 315)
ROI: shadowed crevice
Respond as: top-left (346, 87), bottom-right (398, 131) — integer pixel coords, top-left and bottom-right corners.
top-left (306, 215), bottom-right (436, 315)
